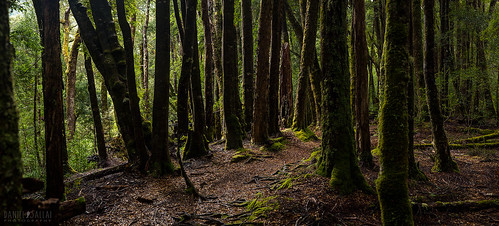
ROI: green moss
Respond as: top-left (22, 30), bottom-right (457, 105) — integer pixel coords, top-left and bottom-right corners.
top-left (243, 193), bottom-right (279, 221)
top-left (304, 149), bottom-right (321, 162)
top-left (182, 131), bottom-right (209, 159)
top-left (260, 142), bottom-right (284, 152)
top-left (371, 148), bottom-right (381, 157)
top-left (276, 178), bottom-right (293, 190)
top-left (149, 161), bottom-right (175, 177)
top-left (293, 127), bottom-right (318, 142)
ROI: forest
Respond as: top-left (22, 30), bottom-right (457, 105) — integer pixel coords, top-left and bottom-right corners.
top-left (1, 0), bottom-right (498, 225)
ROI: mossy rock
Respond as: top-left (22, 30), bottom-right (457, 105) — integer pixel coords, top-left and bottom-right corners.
top-left (260, 142), bottom-right (285, 152)
top-left (293, 128), bottom-right (318, 142)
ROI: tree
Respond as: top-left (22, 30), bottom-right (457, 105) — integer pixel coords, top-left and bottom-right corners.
top-left (66, 31), bottom-right (81, 140)
top-left (352, 0), bottom-right (373, 168)
top-left (252, 0), bottom-right (272, 144)
top-left (316, 0), bottom-right (371, 195)
top-left (376, 0), bottom-right (414, 224)
top-left (241, 0), bottom-right (254, 132)
top-left (84, 53), bottom-right (108, 165)
top-left (33, 0), bottom-right (66, 199)
top-left (268, 0), bottom-right (282, 136)
top-left (151, 0), bottom-right (175, 175)
top-left (0, 0), bottom-right (22, 213)
top-left (292, 0), bottom-right (319, 132)
top-left (201, 0), bottom-right (215, 140)
top-left (223, 0), bottom-right (244, 149)
top-left (413, 0), bottom-right (426, 121)
top-left (140, 0), bottom-right (151, 119)
top-left (423, 0), bottom-right (459, 173)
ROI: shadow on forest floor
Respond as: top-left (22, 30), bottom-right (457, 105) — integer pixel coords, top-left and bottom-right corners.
top-left (65, 121), bottom-right (499, 225)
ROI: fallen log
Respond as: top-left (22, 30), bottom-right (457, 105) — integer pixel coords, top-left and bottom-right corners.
top-left (413, 199), bottom-right (499, 213)
top-left (414, 142), bottom-right (499, 150)
top-left (453, 131), bottom-right (499, 143)
top-left (22, 177), bottom-right (44, 194)
top-left (21, 197), bottom-right (86, 223)
top-left (65, 163), bottom-right (130, 187)
top-left (59, 197), bottom-right (86, 221)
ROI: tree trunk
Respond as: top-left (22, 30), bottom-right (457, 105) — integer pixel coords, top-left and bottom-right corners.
top-left (376, 0), bottom-right (414, 224)
top-left (0, 0), bottom-right (22, 213)
top-left (423, 0), bottom-right (458, 172)
top-left (352, 0), bottom-right (373, 168)
top-left (241, 0), bottom-right (254, 132)
top-left (440, 0), bottom-right (452, 115)
top-left (34, 57), bottom-right (42, 167)
top-left (252, 0), bottom-right (273, 144)
top-left (292, 0), bottom-right (319, 131)
top-left (151, 0), bottom-right (175, 175)
top-left (413, 0), bottom-right (427, 121)
top-left (213, 0), bottom-right (225, 139)
top-left (201, 0), bottom-right (215, 141)
top-left (176, 1), bottom-right (190, 140)
top-left (66, 31), bottom-right (81, 140)
top-left (317, 0), bottom-right (371, 195)
top-left (141, 0), bottom-right (151, 119)
top-left (268, 0), bottom-right (282, 136)
top-left (84, 53), bottom-right (108, 164)
top-left (34, 0), bottom-right (66, 199)
top-left (223, 0), bottom-right (244, 150)
top-left (279, 43), bottom-right (293, 128)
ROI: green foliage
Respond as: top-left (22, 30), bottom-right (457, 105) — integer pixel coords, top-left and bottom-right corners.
top-left (67, 133), bottom-right (98, 173)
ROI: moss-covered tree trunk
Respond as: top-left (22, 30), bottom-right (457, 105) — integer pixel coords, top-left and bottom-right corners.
top-left (440, 0), bottom-right (452, 115)
top-left (252, 0), bottom-right (272, 145)
top-left (0, 0), bottom-right (22, 214)
top-left (84, 54), bottom-right (108, 164)
top-left (423, 0), bottom-right (458, 173)
top-left (201, 0), bottom-right (215, 141)
top-left (241, 0), bottom-right (253, 132)
top-left (223, 0), bottom-right (244, 150)
top-left (376, 0), bottom-right (414, 224)
top-left (413, 0), bottom-right (426, 121)
top-left (317, 0), bottom-right (371, 195)
top-left (66, 31), bottom-right (81, 141)
top-left (279, 42), bottom-right (293, 128)
top-left (150, 0), bottom-right (175, 175)
top-left (268, 0), bottom-right (282, 137)
top-left (34, 0), bottom-right (66, 199)
top-left (183, 0), bottom-right (209, 159)
top-left (292, 0), bottom-right (319, 131)
top-left (352, 0), bottom-right (373, 168)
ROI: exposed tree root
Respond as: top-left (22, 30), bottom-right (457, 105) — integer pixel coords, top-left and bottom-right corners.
top-left (414, 142), bottom-right (499, 150)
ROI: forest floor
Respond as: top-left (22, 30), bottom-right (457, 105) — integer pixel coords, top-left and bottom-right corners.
top-left (66, 120), bottom-right (499, 225)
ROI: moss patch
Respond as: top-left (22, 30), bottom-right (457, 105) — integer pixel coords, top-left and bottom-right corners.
top-left (293, 127), bottom-right (318, 142)
top-left (242, 193), bottom-right (279, 221)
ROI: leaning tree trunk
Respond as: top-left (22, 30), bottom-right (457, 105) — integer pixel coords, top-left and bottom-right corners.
top-left (423, 0), bottom-right (458, 173)
top-left (0, 0), bottom-right (22, 213)
top-left (316, 0), bottom-right (372, 195)
top-left (34, 0), bottom-right (66, 199)
top-left (352, 0), bottom-right (373, 168)
top-left (252, 0), bottom-right (273, 145)
top-left (268, 0), bottom-right (282, 137)
top-left (292, 0), bottom-right (319, 132)
top-left (84, 53), bottom-right (108, 164)
top-left (376, 0), bottom-right (414, 224)
top-left (201, 0), bottom-right (215, 141)
top-left (151, 0), bottom-right (175, 175)
top-left (66, 31), bottom-right (81, 141)
top-left (241, 0), bottom-right (254, 132)
top-left (223, 0), bottom-right (244, 150)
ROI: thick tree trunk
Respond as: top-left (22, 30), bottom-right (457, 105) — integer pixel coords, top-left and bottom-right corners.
top-left (268, 0), bottom-right (282, 137)
top-left (423, 0), bottom-right (458, 172)
top-left (223, 0), bottom-right (244, 150)
top-left (66, 31), bottom-right (81, 140)
top-left (292, 0), bottom-right (319, 131)
top-left (34, 0), bottom-right (66, 199)
top-left (84, 54), bottom-right (108, 164)
top-left (352, 0), bottom-right (373, 168)
top-left (317, 0), bottom-right (371, 195)
top-left (151, 0), bottom-right (175, 175)
top-left (376, 0), bottom-right (414, 224)
top-left (0, 0), bottom-right (22, 214)
top-left (201, 0), bottom-right (215, 141)
top-left (241, 0), bottom-right (254, 132)
top-left (252, 0), bottom-right (273, 144)
top-left (279, 43), bottom-right (293, 128)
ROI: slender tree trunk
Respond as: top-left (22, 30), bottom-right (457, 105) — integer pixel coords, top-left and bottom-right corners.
top-left (116, 0), bottom-right (150, 171)
top-left (423, 0), bottom-right (458, 172)
top-left (0, 0), bottom-right (22, 213)
top-left (376, 0), bottom-right (414, 224)
top-left (213, 0), bottom-right (225, 139)
top-left (223, 0), bottom-right (244, 149)
top-left (413, 0), bottom-right (426, 121)
top-left (33, 57), bottom-right (42, 167)
top-left (62, 7), bottom-right (71, 66)
top-left (151, 0), bottom-right (175, 175)
top-left (252, 0), bottom-right (273, 144)
top-left (352, 0), bottom-right (373, 168)
top-left (176, 0), bottom-right (189, 139)
top-left (141, 0), bottom-right (151, 119)
top-left (34, 0), bottom-right (66, 199)
top-left (292, 0), bottom-right (319, 131)
top-left (241, 0), bottom-right (254, 132)
top-left (66, 31), bottom-right (81, 140)
top-left (201, 0), bottom-right (215, 141)
top-left (317, 0), bottom-right (371, 195)
top-left (84, 53), bottom-right (108, 164)
top-left (268, 0), bottom-right (282, 136)
top-left (100, 79), bottom-right (109, 140)
top-left (440, 0), bottom-right (452, 116)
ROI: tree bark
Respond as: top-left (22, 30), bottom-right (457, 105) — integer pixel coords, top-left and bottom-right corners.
top-left (151, 0), bottom-right (175, 175)
top-left (0, 0), bottom-right (22, 214)
top-left (241, 0), bottom-right (254, 132)
top-left (376, 0), bottom-right (414, 224)
top-left (201, 0), bottom-right (215, 141)
top-left (252, 0), bottom-right (273, 144)
top-left (223, 0), bottom-right (244, 150)
top-left (66, 31), bottom-right (81, 140)
top-left (141, 0), bottom-right (151, 119)
top-left (268, 0), bottom-right (282, 137)
top-left (34, 0), bottom-right (66, 199)
top-left (279, 43), bottom-right (293, 128)
top-left (317, 0), bottom-right (371, 195)
top-left (413, 0), bottom-right (427, 121)
top-left (423, 0), bottom-right (458, 172)
top-left (84, 53), bottom-right (108, 164)
top-left (440, 0), bottom-right (452, 115)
